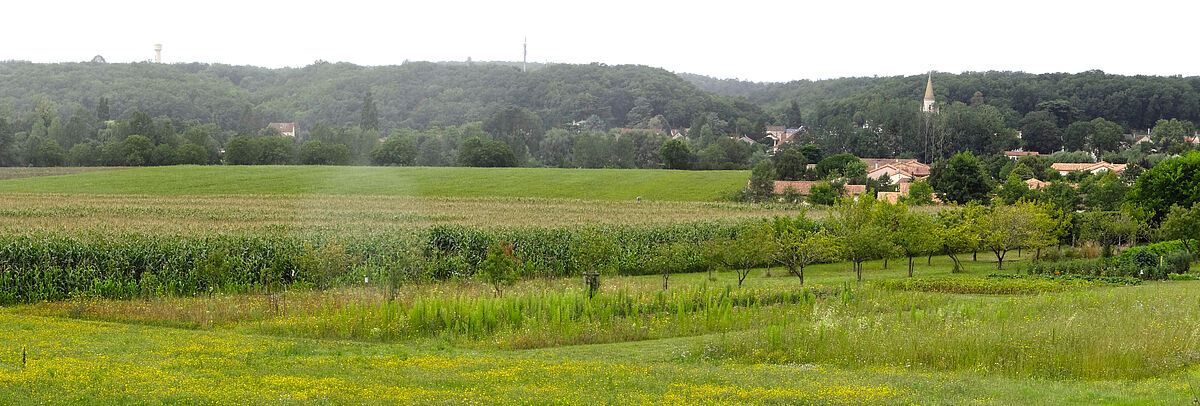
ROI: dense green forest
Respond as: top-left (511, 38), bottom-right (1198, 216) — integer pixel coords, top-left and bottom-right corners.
top-left (0, 60), bottom-right (766, 134)
top-left (2, 60), bottom-right (1199, 169)
top-left (682, 70), bottom-right (1200, 131)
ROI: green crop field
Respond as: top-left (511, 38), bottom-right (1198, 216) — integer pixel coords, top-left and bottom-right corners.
top-left (0, 165), bottom-right (750, 201)
top-left (1, 165), bottom-right (1198, 405)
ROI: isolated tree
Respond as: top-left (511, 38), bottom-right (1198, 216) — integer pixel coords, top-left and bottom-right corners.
top-left (892, 206), bottom-right (939, 277)
top-left (747, 160), bottom-right (776, 202)
top-left (828, 195), bottom-right (894, 282)
top-left (775, 148), bottom-right (806, 180)
top-left (479, 241), bottom-right (520, 298)
top-left (658, 138), bottom-right (691, 169)
top-left (120, 135), bottom-right (155, 166)
top-left (807, 182), bottom-right (837, 205)
top-left (174, 143), bottom-right (209, 165)
top-left (1161, 203), bottom-right (1200, 256)
top-left (360, 90), bottom-right (379, 132)
top-left (299, 140), bottom-right (352, 165)
top-left (901, 179), bottom-right (936, 205)
top-left (224, 136), bottom-right (258, 165)
top-left (371, 135), bottom-right (417, 166)
top-left (458, 136), bottom-right (517, 167)
top-left (928, 151), bottom-right (991, 204)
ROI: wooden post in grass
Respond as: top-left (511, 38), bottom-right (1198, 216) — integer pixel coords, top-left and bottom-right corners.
top-left (582, 272), bottom-right (600, 298)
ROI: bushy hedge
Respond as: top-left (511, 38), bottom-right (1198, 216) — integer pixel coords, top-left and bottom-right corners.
top-left (1023, 256), bottom-right (1172, 280)
top-left (872, 276), bottom-right (1111, 295)
top-left (1116, 240), bottom-right (1197, 263)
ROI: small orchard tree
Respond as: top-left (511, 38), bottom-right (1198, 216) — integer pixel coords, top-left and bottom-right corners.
top-left (980, 200), bottom-right (1053, 269)
top-left (479, 241), bottom-right (520, 298)
top-left (576, 230), bottom-right (618, 276)
top-left (770, 221), bottom-right (841, 286)
top-left (936, 204), bottom-right (984, 273)
top-left (721, 225), bottom-right (774, 288)
top-left (1162, 203), bottom-right (1200, 256)
top-left (828, 195), bottom-right (895, 282)
top-left (646, 243), bottom-right (687, 290)
top-left (873, 201), bottom-right (906, 269)
top-left (892, 205), bottom-right (939, 277)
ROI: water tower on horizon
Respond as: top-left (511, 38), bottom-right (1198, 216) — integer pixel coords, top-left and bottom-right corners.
top-left (154, 44), bottom-right (162, 63)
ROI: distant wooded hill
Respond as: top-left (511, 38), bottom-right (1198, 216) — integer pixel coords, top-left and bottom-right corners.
top-left (0, 60), bottom-right (767, 134)
top-left (5, 59), bottom-right (1198, 139)
top-left (678, 71), bottom-right (1200, 131)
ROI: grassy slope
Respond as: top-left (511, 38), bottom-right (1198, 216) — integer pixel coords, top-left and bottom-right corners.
top-left (0, 165), bottom-right (749, 201)
top-left (0, 167), bottom-right (128, 180)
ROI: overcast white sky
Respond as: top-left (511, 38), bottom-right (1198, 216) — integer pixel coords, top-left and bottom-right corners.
top-left (4, 0), bottom-right (1198, 82)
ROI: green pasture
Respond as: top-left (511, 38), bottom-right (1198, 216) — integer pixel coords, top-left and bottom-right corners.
top-left (0, 166), bottom-right (749, 201)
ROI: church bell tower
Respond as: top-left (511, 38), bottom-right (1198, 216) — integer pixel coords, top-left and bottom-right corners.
top-left (922, 72), bottom-right (936, 113)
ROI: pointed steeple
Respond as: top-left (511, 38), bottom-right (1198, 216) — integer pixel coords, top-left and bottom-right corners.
top-left (923, 72), bottom-right (935, 101)
top-left (922, 72), bottom-right (936, 113)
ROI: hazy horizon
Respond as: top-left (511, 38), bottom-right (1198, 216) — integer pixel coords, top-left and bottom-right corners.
top-left (5, 0), bottom-right (1200, 83)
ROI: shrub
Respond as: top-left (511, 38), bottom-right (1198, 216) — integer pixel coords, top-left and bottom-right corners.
top-left (293, 242), bottom-right (359, 289)
top-left (1129, 247), bottom-right (1157, 267)
top-left (1164, 250), bottom-right (1192, 274)
top-left (478, 241), bottom-right (520, 297)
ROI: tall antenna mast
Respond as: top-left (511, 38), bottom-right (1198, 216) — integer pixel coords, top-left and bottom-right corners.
top-left (523, 37), bottom-right (527, 73)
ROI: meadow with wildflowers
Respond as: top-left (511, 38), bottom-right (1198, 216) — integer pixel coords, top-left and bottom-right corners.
top-left (1, 167), bottom-right (1199, 404)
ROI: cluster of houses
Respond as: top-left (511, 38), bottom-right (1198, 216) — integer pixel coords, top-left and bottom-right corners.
top-left (767, 152), bottom-right (1132, 204)
top-left (769, 158), bottom-right (936, 204)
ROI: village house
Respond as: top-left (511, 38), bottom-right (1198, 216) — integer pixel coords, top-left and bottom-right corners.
top-left (1050, 161), bottom-right (1127, 175)
top-left (1003, 150), bottom-right (1040, 160)
top-left (770, 180), bottom-right (868, 196)
top-left (861, 158), bottom-right (931, 180)
top-left (1124, 134), bottom-right (1152, 145)
top-left (268, 122), bottom-right (296, 137)
top-left (1025, 178), bottom-right (1051, 190)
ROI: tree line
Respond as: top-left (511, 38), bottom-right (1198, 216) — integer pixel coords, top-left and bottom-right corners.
top-left (0, 61), bottom-right (770, 141)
